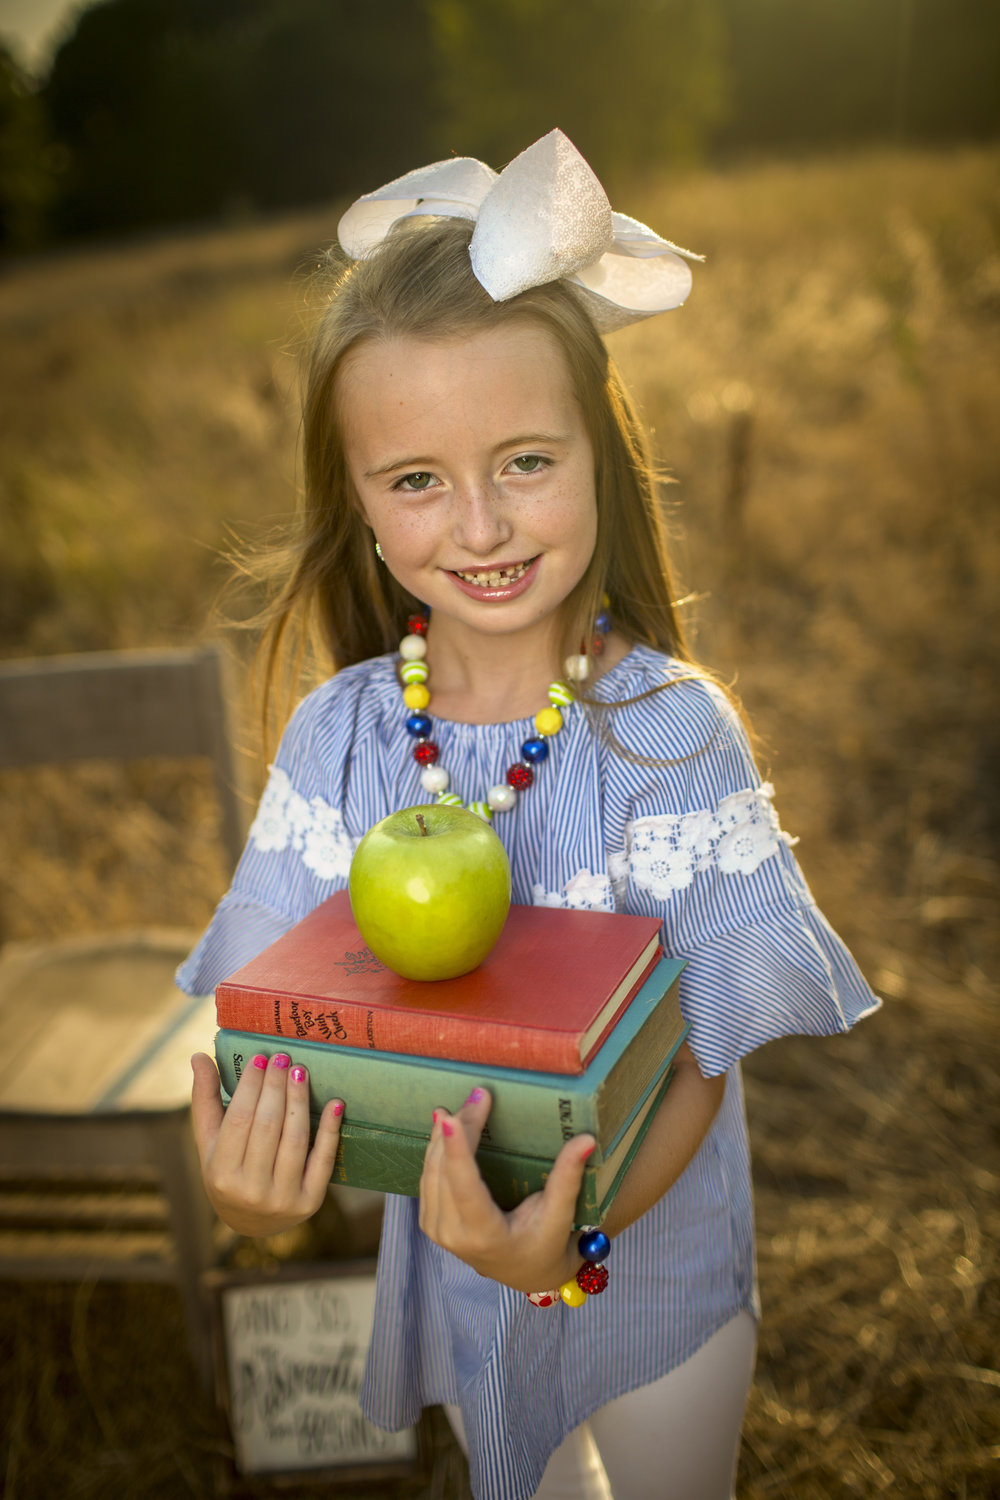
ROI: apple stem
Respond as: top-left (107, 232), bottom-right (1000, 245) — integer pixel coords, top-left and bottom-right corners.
top-left (415, 813), bottom-right (429, 837)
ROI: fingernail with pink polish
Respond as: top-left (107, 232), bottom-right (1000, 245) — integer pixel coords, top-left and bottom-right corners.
top-left (432, 1109), bottom-right (440, 1126)
top-left (464, 1087), bottom-right (485, 1106)
top-left (252, 1054), bottom-right (268, 1070)
top-left (333, 1100), bottom-right (345, 1117)
top-left (271, 1053), bottom-right (291, 1070)
top-left (441, 1118), bottom-right (454, 1138)
top-left (290, 1066), bottom-right (307, 1084)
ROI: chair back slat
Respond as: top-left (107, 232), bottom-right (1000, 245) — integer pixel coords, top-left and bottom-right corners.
top-left (0, 645), bottom-right (247, 870)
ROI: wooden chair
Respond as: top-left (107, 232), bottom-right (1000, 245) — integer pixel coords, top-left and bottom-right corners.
top-left (0, 645), bottom-right (247, 1381)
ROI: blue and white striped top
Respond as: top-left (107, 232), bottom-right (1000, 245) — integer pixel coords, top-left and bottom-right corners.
top-left (178, 643), bottom-right (878, 1500)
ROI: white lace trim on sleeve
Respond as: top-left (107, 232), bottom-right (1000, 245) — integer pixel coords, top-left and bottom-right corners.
top-left (531, 870), bottom-right (617, 913)
top-left (248, 765), bottom-right (357, 882)
top-left (623, 783), bottom-right (797, 899)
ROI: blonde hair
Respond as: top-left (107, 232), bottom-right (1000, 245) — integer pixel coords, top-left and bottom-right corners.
top-left (258, 217), bottom-right (693, 731)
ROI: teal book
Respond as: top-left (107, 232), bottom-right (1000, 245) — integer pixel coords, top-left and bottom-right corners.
top-left (326, 1066), bottom-right (676, 1229)
top-left (215, 954), bottom-right (687, 1163)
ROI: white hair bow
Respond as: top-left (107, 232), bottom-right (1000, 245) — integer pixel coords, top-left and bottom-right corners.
top-left (337, 129), bottom-right (700, 332)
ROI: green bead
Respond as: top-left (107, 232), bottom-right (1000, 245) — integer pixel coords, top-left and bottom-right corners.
top-left (467, 800), bottom-right (494, 821)
top-left (548, 680), bottom-right (574, 708)
top-left (436, 792), bottom-right (463, 806)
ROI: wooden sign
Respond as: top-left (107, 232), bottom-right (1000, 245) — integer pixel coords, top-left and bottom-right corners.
top-left (206, 1262), bottom-right (422, 1490)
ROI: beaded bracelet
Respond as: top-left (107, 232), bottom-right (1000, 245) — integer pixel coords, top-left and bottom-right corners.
top-left (526, 1226), bottom-right (611, 1308)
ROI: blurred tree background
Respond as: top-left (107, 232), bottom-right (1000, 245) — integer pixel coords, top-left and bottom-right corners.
top-left (0, 0), bottom-right (997, 249)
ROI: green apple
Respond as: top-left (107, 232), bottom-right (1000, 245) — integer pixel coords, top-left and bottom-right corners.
top-left (348, 804), bottom-right (512, 981)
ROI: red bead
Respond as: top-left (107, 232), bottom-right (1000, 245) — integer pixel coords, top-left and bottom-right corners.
top-left (413, 741), bottom-right (439, 765)
top-left (407, 614), bottom-right (429, 635)
top-left (576, 1262), bottom-right (609, 1295)
top-left (591, 634), bottom-right (606, 656)
top-left (506, 763), bottom-right (534, 790)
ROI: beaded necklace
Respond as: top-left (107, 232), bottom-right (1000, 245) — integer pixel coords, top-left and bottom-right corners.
top-left (397, 604), bottom-right (611, 821)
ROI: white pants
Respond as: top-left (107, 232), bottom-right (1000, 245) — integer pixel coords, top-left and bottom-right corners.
top-left (444, 1309), bottom-right (757, 1500)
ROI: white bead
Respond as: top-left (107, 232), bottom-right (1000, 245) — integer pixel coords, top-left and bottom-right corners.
top-left (487, 783), bottom-right (517, 812)
top-left (399, 633), bottom-right (428, 661)
top-left (564, 654), bottom-right (590, 682)
top-left (420, 764), bottom-right (450, 793)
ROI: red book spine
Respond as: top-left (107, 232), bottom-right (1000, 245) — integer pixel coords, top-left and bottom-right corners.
top-left (214, 957), bottom-right (655, 1074)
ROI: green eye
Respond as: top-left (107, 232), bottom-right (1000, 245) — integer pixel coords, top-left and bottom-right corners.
top-left (400, 472), bottom-right (433, 490)
top-left (511, 455), bottom-right (544, 473)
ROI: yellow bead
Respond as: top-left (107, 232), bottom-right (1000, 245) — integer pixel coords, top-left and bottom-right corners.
top-left (559, 1279), bottom-right (588, 1308)
top-left (534, 706), bottom-right (563, 737)
top-left (403, 683), bottom-right (430, 710)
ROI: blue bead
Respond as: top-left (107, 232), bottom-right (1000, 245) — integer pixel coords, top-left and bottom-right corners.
top-left (595, 611), bottom-right (611, 633)
top-left (406, 712), bottom-right (433, 737)
top-left (521, 737), bottom-right (548, 764)
top-left (578, 1228), bottom-right (611, 1262)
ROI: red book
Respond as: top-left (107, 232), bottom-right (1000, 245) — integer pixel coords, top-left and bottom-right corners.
top-left (215, 890), bottom-right (662, 1074)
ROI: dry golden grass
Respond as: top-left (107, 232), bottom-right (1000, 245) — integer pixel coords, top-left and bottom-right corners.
top-left (1, 146), bottom-right (998, 1498)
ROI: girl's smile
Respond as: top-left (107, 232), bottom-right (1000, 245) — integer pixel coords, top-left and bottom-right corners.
top-left (449, 553), bottom-right (540, 601)
top-left (339, 322), bottom-right (598, 664)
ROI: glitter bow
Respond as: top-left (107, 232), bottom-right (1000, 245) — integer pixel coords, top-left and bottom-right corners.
top-left (337, 129), bottom-right (700, 332)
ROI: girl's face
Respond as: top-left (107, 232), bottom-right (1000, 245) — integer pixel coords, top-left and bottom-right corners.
top-left (339, 321), bottom-right (598, 653)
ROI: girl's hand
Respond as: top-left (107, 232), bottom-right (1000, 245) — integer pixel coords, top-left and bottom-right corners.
top-left (419, 1088), bottom-right (595, 1294)
top-left (190, 1051), bottom-right (343, 1238)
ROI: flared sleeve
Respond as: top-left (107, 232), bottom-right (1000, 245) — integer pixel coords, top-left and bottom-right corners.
top-left (608, 667), bottom-right (879, 1076)
top-left (175, 664), bottom-right (380, 996)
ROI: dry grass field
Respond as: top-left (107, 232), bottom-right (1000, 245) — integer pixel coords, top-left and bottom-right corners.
top-left (1, 146), bottom-right (998, 1498)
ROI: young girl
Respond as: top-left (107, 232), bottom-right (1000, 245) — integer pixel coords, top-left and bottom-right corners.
top-left (183, 131), bottom-right (878, 1500)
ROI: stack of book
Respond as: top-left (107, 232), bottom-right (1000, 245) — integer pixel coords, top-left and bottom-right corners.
top-left (213, 890), bottom-right (687, 1227)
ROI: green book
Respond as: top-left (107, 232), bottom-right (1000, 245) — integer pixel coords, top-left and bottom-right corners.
top-left (215, 954), bottom-right (687, 1163)
top-left (326, 1066), bottom-right (675, 1229)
